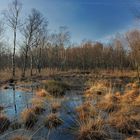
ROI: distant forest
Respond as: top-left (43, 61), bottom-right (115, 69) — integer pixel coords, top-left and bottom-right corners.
top-left (0, 0), bottom-right (140, 78)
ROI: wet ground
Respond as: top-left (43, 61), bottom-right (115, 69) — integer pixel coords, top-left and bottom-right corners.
top-left (0, 73), bottom-right (136, 140)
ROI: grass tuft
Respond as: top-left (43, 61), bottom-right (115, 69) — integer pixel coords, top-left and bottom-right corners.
top-left (21, 108), bottom-right (37, 129)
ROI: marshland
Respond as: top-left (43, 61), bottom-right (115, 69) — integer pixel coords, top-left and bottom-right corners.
top-left (0, 0), bottom-right (140, 140)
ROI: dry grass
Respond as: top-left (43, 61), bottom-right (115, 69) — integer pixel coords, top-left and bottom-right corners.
top-left (0, 114), bottom-right (10, 133)
top-left (76, 102), bottom-right (97, 121)
top-left (96, 101), bottom-right (118, 113)
top-left (44, 113), bottom-right (63, 129)
top-left (51, 102), bottom-right (61, 113)
top-left (121, 89), bottom-right (140, 103)
top-left (108, 112), bottom-right (140, 134)
top-left (11, 122), bottom-right (22, 130)
top-left (35, 89), bottom-right (48, 97)
top-left (76, 118), bottom-right (109, 140)
top-left (96, 93), bottom-right (120, 113)
top-left (85, 80), bottom-right (111, 98)
top-left (32, 106), bottom-right (45, 115)
top-left (31, 97), bottom-right (45, 107)
top-left (9, 135), bottom-right (28, 140)
top-left (125, 137), bottom-right (139, 140)
top-left (21, 108), bottom-right (37, 129)
top-left (44, 80), bottom-right (69, 97)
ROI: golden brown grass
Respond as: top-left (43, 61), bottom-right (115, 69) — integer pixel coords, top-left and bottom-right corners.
top-left (121, 89), bottom-right (140, 103)
top-left (35, 89), bottom-right (48, 97)
top-left (125, 137), bottom-right (139, 140)
top-left (76, 102), bottom-right (97, 121)
top-left (30, 97), bottom-right (45, 107)
top-left (76, 118), bottom-right (109, 140)
top-left (108, 111), bottom-right (140, 134)
top-left (10, 135), bottom-right (28, 140)
top-left (96, 93), bottom-right (120, 113)
top-left (0, 114), bottom-right (10, 133)
top-left (44, 113), bottom-right (63, 129)
top-left (21, 108), bottom-right (37, 129)
top-left (32, 106), bottom-right (45, 115)
top-left (85, 80), bottom-right (111, 99)
top-left (51, 102), bottom-right (61, 113)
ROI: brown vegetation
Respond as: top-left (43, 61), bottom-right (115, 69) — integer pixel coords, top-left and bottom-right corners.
top-left (21, 108), bottom-right (37, 129)
top-left (0, 115), bottom-right (10, 133)
top-left (44, 113), bottom-right (63, 129)
top-left (77, 118), bottom-right (109, 140)
top-left (10, 136), bottom-right (28, 140)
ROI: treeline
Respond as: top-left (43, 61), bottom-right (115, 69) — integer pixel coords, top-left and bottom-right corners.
top-left (0, 0), bottom-right (140, 79)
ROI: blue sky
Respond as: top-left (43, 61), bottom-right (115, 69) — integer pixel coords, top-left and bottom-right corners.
top-left (0, 0), bottom-right (139, 43)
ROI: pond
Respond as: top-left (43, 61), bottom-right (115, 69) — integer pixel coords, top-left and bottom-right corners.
top-left (0, 85), bottom-right (84, 140)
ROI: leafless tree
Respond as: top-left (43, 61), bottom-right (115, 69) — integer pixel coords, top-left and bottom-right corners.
top-left (4, 0), bottom-right (22, 78)
top-left (126, 29), bottom-right (140, 82)
top-left (21, 8), bottom-right (47, 77)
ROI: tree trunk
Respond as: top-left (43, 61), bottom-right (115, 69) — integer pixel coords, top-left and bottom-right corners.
top-left (22, 47), bottom-right (29, 78)
top-left (30, 51), bottom-right (33, 77)
top-left (12, 29), bottom-right (16, 79)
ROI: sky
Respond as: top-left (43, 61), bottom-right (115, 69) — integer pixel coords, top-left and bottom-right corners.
top-left (0, 0), bottom-right (139, 44)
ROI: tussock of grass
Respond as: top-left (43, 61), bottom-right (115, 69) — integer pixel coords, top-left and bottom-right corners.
top-left (76, 102), bottom-right (96, 121)
top-left (0, 115), bottom-right (10, 133)
top-left (10, 135), bottom-right (28, 140)
top-left (44, 113), bottom-right (63, 129)
top-left (21, 108), bottom-right (37, 129)
top-left (36, 89), bottom-right (48, 97)
top-left (85, 80), bottom-right (111, 98)
top-left (108, 112), bottom-right (140, 134)
top-left (51, 102), bottom-right (61, 113)
top-left (121, 89), bottom-right (140, 103)
top-left (125, 137), bottom-right (139, 140)
top-left (96, 93), bottom-right (120, 113)
top-left (31, 97), bottom-right (45, 107)
top-left (11, 122), bottom-right (22, 130)
top-left (44, 80), bottom-right (69, 97)
top-left (77, 118), bottom-right (109, 140)
top-left (32, 106), bottom-right (45, 115)
top-left (96, 101), bottom-right (118, 113)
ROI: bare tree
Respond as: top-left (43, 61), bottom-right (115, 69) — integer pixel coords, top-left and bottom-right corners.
top-left (126, 29), bottom-right (140, 82)
top-left (21, 8), bottom-right (47, 77)
top-left (4, 0), bottom-right (22, 78)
